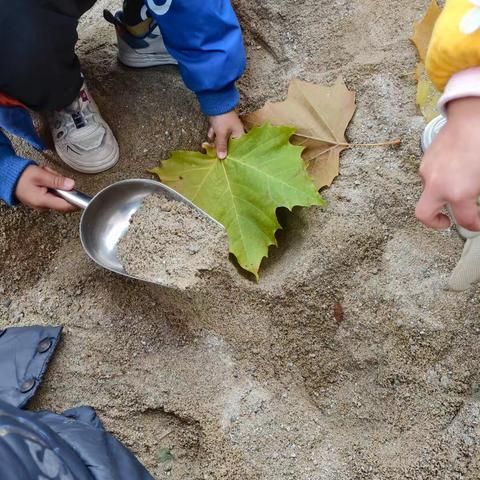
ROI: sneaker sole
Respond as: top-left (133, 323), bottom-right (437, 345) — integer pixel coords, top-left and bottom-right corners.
top-left (57, 135), bottom-right (120, 174)
top-left (118, 50), bottom-right (178, 68)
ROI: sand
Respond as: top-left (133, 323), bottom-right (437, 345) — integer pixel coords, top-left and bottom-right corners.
top-left (2, 0), bottom-right (480, 478)
top-left (117, 194), bottom-right (227, 288)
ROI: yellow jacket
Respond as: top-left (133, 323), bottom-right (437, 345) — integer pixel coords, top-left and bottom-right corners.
top-left (427, 0), bottom-right (480, 91)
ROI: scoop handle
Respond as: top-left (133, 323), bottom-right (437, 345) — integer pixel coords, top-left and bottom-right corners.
top-left (52, 188), bottom-right (92, 210)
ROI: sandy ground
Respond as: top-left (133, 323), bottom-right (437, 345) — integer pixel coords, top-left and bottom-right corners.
top-left (2, 0), bottom-right (480, 478)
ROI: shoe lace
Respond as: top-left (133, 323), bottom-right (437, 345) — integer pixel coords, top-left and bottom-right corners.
top-left (71, 111), bottom-right (86, 129)
top-left (58, 97), bottom-right (94, 131)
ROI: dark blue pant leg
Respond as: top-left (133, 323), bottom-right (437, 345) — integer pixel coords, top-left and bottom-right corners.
top-left (0, 0), bottom-right (97, 111)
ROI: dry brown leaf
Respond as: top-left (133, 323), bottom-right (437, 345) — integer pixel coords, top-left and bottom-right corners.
top-left (244, 78), bottom-right (356, 190)
top-left (411, 0), bottom-right (441, 63)
top-left (411, 0), bottom-right (442, 121)
top-left (415, 63), bottom-right (441, 122)
top-left (334, 302), bottom-right (344, 323)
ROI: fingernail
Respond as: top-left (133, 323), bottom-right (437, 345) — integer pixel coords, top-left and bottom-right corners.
top-left (64, 178), bottom-right (75, 189)
top-left (218, 151), bottom-right (226, 160)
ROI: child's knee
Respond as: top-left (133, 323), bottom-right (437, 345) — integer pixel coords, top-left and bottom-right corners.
top-left (0, 9), bottom-right (53, 81)
top-left (0, 5), bottom-right (81, 110)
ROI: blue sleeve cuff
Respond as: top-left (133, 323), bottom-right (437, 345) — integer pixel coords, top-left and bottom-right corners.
top-left (196, 82), bottom-right (240, 116)
top-left (0, 155), bottom-right (36, 206)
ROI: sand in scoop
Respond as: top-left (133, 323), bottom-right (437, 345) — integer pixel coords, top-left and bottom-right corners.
top-left (117, 194), bottom-right (227, 288)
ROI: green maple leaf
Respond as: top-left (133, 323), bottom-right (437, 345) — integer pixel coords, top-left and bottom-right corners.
top-left (149, 124), bottom-right (325, 278)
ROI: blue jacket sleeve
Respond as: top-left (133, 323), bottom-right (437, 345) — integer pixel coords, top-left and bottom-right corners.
top-left (0, 131), bottom-right (36, 206)
top-left (146, 0), bottom-right (247, 116)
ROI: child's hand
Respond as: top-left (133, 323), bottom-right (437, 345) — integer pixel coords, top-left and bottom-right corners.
top-left (15, 165), bottom-right (77, 212)
top-left (208, 111), bottom-right (245, 159)
top-left (416, 97), bottom-right (480, 231)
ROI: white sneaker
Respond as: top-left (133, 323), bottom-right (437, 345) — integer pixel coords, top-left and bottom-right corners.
top-left (104, 10), bottom-right (177, 68)
top-left (48, 83), bottom-right (119, 174)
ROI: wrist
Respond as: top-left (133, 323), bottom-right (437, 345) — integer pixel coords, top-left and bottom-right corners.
top-left (444, 97), bottom-right (480, 138)
top-left (208, 110), bottom-right (236, 120)
top-left (447, 96), bottom-right (480, 118)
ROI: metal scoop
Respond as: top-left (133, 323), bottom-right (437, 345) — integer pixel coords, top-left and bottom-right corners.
top-left (54, 179), bottom-right (220, 284)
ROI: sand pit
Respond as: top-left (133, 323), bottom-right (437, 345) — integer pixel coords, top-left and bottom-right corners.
top-left (117, 194), bottom-right (226, 287)
top-left (2, 0), bottom-right (480, 478)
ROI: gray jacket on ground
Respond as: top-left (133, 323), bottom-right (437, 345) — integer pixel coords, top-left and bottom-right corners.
top-left (0, 325), bottom-right (154, 480)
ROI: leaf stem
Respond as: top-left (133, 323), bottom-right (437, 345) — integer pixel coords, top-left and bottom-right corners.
top-left (158, 430), bottom-right (173, 442)
top-left (294, 132), bottom-right (401, 148)
top-left (342, 139), bottom-right (402, 148)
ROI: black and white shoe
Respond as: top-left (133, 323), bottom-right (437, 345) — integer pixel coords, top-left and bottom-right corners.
top-left (48, 83), bottom-right (119, 173)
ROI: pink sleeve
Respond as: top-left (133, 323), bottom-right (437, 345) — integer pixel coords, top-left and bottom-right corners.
top-left (438, 67), bottom-right (480, 115)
